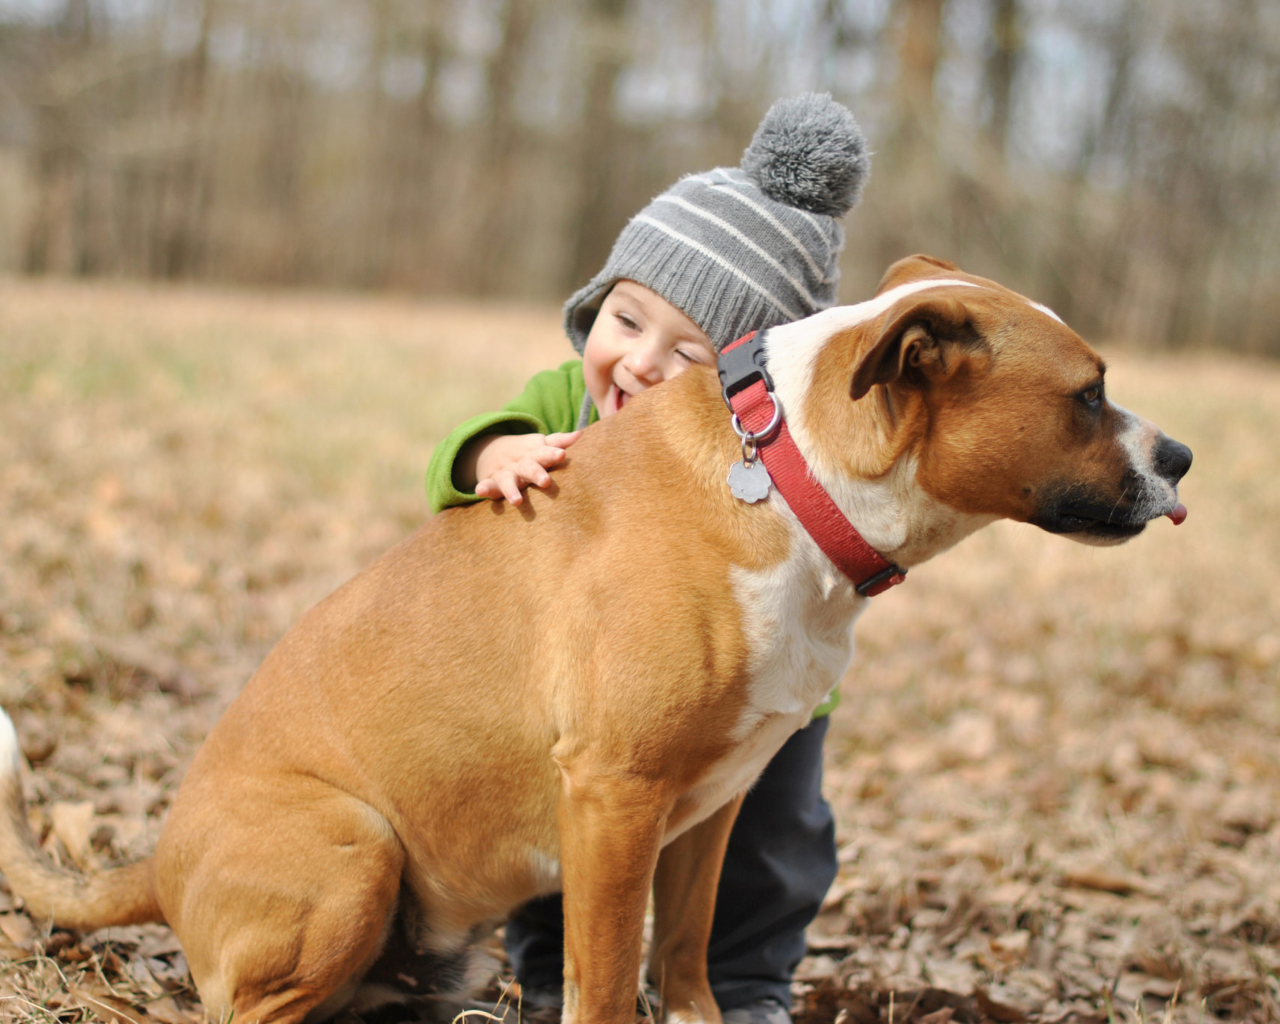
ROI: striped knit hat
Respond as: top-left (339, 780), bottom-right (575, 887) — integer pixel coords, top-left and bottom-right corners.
top-left (564, 92), bottom-right (869, 354)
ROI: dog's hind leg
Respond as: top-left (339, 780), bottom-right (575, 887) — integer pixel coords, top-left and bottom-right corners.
top-left (157, 782), bottom-right (406, 1024)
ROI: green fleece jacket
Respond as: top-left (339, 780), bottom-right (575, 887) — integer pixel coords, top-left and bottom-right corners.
top-left (424, 358), bottom-right (838, 717)
top-left (425, 361), bottom-right (597, 514)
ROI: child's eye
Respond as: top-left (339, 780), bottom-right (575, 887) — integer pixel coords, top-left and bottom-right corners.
top-left (614, 313), bottom-right (640, 331)
top-left (676, 349), bottom-right (705, 365)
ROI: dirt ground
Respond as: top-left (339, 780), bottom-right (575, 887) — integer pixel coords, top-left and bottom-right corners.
top-left (0, 277), bottom-right (1276, 1024)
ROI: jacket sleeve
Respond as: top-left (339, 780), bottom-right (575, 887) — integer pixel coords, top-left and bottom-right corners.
top-left (425, 360), bottom-right (589, 513)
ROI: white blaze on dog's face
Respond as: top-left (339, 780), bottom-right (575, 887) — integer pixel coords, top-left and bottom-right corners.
top-left (768, 255), bottom-right (1192, 561)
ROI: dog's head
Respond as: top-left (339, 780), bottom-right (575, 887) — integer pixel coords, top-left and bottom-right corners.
top-left (771, 255), bottom-right (1191, 556)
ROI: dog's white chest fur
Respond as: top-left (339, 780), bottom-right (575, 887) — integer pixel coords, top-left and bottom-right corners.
top-left (664, 524), bottom-right (865, 843)
top-left (730, 525), bottom-right (866, 733)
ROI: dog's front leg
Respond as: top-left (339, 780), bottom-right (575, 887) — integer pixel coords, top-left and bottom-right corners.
top-left (558, 767), bottom-right (669, 1024)
top-left (648, 795), bottom-right (744, 1024)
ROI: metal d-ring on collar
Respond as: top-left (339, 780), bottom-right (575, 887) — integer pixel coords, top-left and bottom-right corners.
top-left (729, 392), bottom-right (783, 464)
top-left (718, 328), bottom-right (783, 465)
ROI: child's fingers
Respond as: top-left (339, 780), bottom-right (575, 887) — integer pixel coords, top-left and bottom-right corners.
top-left (499, 470), bottom-right (528, 504)
top-left (516, 457), bottom-right (554, 491)
top-left (545, 430), bottom-right (582, 449)
top-left (479, 470), bottom-right (524, 505)
top-left (532, 445), bottom-right (568, 469)
top-left (476, 450), bottom-right (561, 503)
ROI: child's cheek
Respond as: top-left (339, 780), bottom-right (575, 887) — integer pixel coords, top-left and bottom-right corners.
top-left (581, 351), bottom-right (614, 410)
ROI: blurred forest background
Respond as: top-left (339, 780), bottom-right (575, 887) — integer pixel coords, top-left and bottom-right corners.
top-left (0, 0), bottom-right (1276, 353)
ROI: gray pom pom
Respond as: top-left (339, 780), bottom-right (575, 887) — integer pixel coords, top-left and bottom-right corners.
top-left (741, 93), bottom-right (869, 217)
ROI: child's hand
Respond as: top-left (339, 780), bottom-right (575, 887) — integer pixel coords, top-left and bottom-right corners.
top-left (467, 431), bottom-right (581, 504)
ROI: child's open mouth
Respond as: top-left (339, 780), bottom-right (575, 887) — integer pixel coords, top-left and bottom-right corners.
top-left (615, 386), bottom-right (632, 411)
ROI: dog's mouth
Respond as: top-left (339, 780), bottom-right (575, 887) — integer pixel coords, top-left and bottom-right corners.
top-left (1029, 484), bottom-right (1176, 545)
top-left (1040, 513), bottom-right (1149, 543)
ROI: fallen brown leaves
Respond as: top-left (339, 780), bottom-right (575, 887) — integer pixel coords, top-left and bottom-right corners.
top-left (790, 355), bottom-right (1280, 1022)
top-left (0, 914), bottom-right (200, 1024)
top-left (0, 278), bottom-right (1277, 1023)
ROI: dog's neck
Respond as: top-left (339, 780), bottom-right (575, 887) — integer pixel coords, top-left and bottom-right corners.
top-left (652, 363), bottom-right (991, 575)
top-left (762, 309), bottom-right (998, 569)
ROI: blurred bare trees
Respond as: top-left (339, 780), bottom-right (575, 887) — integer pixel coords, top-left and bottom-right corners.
top-left (0, 0), bottom-right (1276, 352)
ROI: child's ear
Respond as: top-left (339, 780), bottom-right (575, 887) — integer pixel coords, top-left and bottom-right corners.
top-left (849, 296), bottom-right (985, 400)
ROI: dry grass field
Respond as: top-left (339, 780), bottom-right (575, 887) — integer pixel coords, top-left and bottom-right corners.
top-left (0, 276), bottom-right (1276, 1024)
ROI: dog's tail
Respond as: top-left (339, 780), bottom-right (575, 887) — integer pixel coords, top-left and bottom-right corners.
top-left (0, 709), bottom-right (163, 929)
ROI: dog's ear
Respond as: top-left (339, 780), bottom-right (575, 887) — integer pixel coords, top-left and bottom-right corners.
top-left (876, 254), bottom-right (962, 295)
top-left (849, 296), bottom-right (983, 400)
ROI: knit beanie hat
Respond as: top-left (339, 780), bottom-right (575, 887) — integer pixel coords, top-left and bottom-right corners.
top-left (564, 92), bottom-right (869, 354)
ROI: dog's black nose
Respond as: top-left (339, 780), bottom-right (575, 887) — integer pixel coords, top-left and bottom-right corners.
top-left (1154, 436), bottom-right (1192, 483)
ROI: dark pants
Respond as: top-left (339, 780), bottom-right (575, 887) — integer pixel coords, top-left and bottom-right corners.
top-left (504, 717), bottom-right (837, 1011)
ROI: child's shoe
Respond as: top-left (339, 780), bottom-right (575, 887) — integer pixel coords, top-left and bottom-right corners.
top-left (721, 998), bottom-right (793, 1024)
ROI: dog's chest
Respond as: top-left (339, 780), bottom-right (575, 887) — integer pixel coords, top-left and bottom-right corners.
top-left (729, 532), bottom-right (865, 735)
top-left (665, 533), bottom-right (865, 842)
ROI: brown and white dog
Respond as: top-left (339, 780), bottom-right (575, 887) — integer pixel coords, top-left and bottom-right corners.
top-left (0, 256), bottom-right (1190, 1024)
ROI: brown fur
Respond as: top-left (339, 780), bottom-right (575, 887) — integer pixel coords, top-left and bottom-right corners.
top-left (804, 257), bottom-right (1144, 540)
top-left (0, 768), bottom-right (160, 929)
top-left (147, 370), bottom-right (787, 1023)
top-left (0, 258), bottom-right (1190, 1024)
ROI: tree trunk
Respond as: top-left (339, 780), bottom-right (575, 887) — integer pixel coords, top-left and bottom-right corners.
top-left (984, 0), bottom-right (1019, 151)
top-left (469, 0), bottom-right (536, 295)
top-left (23, 0), bottom-right (94, 275)
top-left (565, 0), bottom-right (630, 292)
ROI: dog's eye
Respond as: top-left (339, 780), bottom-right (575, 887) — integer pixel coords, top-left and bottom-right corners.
top-left (1079, 385), bottom-right (1103, 406)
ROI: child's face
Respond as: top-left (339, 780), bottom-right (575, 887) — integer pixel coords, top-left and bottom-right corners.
top-left (582, 281), bottom-right (716, 418)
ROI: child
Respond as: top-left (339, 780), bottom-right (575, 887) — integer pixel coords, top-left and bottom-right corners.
top-left (426, 93), bottom-right (868, 1024)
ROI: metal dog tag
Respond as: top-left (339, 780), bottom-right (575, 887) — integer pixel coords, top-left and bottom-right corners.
top-left (727, 460), bottom-right (772, 503)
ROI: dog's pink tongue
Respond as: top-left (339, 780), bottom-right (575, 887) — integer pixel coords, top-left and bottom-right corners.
top-left (1166, 503), bottom-right (1187, 525)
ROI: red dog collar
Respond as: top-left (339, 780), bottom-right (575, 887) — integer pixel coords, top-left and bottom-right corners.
top-left (718, 331), bottom-right (907, 597)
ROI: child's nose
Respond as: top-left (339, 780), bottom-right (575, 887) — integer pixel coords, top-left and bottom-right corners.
top-left (624, 344), bottom-right (664, 385)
